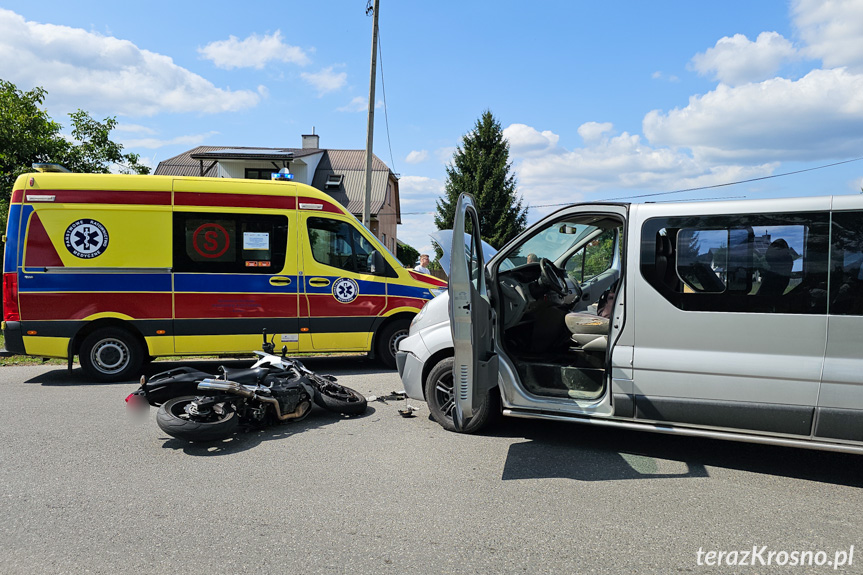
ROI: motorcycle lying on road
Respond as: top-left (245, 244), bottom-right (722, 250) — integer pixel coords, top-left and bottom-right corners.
top-left (125, 332), bottom-right (368, 442)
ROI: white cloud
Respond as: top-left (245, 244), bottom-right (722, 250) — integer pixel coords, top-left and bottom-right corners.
top-left (338, 97), bottom-right (367, 112)
top-left (405, 150), bottom-right (429, 164)
top-left (643, 68), bottom-right (863, 162)
top-left (121, 131), bottom-right (220, 150)
top-left (436, 146), bottom-right (457, 166)
top-left (503, 124), bottom-right (560, 157)
top-left (301, 66), bottom-right (347, 96)
top-left (0, 9), bottom-right (260, 116)
top-left (397, 175), bottom-right (445, 253)
top-left (794, 0), bottom-right (863, 72)
top-left (115, 123), bottom-right (157, 135)
top-left (336, 96), bottom-right (382, 112)
top-left (577, 121), bottom-right (614, 144)
top-left (198, 30), bottom-right (309, 69)
top-left (690, 32), bottom-right (797, 86)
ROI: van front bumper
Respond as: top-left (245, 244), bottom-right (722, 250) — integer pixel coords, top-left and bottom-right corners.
top-left (1, 321), bottom-right (25, 356)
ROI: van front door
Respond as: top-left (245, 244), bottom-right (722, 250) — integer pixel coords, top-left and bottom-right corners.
top-left (450, 193), bottom-right (498, 432)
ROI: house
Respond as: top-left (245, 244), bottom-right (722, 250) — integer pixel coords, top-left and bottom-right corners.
top-left (153, 134), bottom-right (401, 254)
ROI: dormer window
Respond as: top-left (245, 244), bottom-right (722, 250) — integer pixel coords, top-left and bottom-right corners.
top-left (325, 174), bottom-right (344, 189)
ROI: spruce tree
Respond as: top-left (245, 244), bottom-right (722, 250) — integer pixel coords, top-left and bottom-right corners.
top-left (435, 110), bottom-right (527, 249)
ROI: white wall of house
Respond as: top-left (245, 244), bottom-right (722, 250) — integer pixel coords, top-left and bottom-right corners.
top-left (214, 159), bottom-right (315, 185)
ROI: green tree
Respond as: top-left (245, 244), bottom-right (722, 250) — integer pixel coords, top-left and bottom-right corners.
top-left (396, 241), bottom-right (420, 268)
top-left (434, 110), bottom-right (527, 249)
top-left (0, 79), bottom-right (149, 236)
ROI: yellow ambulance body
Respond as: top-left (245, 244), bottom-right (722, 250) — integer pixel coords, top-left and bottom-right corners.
top-left (2, 173), bottom-right (445, 381)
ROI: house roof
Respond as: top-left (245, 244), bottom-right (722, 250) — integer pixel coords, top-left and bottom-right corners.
top-left (154, 146), bottom-right (399, 222)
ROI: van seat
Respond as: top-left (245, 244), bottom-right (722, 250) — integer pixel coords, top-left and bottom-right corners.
top-left (564, 312), bottom-right (609, 351)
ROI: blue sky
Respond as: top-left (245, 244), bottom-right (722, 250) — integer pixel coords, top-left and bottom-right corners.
top-left (2, 1), bottom-right (863, 254)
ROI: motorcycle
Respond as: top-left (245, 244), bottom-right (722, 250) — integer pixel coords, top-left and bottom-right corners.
top-left (125, 332), bottom-right (368, 442)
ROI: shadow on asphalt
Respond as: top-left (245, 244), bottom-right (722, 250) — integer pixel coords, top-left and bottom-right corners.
top-left (24, 354), bottom-right (394, 386)
top-left (492, 418), bottom-right (863, 487)
top-left (157, 404), bottom-right (378, 457)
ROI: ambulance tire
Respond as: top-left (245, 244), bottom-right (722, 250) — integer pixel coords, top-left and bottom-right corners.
top-left (79, 327), bottom-right (144, 383)
top-left (376, 319), bottom-right (410, 369)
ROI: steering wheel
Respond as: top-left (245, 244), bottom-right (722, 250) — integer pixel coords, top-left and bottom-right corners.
top-left (538, 258), bottom-right (567, 296)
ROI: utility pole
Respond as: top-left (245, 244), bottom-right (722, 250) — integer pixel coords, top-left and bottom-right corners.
top-left (362, 0), bottom-right (379, 230)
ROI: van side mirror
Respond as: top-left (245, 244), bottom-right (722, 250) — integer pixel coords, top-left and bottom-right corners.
top-left (370, 250), bottom-right (386, 275)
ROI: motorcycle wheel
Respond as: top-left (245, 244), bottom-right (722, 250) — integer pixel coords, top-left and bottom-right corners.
top-left (156, 396), bottom-right (239, 442)
top-left (313, 381), bottom-right (368, 416)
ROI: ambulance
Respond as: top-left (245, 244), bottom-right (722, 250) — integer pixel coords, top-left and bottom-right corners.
top-left (1, 169), bottom-right (446, 381)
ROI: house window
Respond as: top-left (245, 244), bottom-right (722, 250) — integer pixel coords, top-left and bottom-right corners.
top-left (325, 174), bottom-right (344, 189)
top-left (385, 184), bottom-right (392, 205)
top-left (245, 168), bottom-right (277, 180)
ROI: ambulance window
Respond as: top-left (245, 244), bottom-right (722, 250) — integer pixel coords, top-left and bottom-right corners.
top-left (307, 217), bottom-right (375, 274)
top-left (173, 212), bottom-right (288, 274)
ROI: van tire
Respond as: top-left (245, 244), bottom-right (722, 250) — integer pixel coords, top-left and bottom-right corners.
top-left (376, 319), bottom-right (410, 369)
top-left (424, 356), bottom-right (500, 433)
top-left (79, 327), bottom-right (144, 383)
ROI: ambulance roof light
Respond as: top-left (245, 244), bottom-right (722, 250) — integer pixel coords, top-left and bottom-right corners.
top-left (32, 163), bottom-right (72, 173)
top-left (272, 167), bottom-right (294, 181)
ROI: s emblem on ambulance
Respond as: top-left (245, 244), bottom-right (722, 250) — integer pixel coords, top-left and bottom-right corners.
top-left (64, 219), bottom-right (109, 259)
top-left (332, 278), bottom-right (359, 304)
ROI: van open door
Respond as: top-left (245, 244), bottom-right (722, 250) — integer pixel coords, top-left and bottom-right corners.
top-left (449, 193), bottom-right (499, 432)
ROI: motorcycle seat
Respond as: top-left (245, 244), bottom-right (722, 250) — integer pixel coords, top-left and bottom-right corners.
top-left (219, 366), bottom-right (271, 384)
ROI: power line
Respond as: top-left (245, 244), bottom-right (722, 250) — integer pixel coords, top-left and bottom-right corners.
top-left (377, 29), bottom-right (396, 176)
top-left (399, 155), bottom-right (863, 215)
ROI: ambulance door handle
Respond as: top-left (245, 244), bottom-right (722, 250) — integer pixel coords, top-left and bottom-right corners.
top-left (308, 278), bottom-right (330, 287)
top-left (269, 277), bottom-right (292, 287)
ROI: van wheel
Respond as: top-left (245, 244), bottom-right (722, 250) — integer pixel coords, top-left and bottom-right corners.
top-left (79, 328), bottom-right (144, 383)
top-left (376, 319), bottom-right (410, 369)
top-left (424, 356), bottom-right (500, 433)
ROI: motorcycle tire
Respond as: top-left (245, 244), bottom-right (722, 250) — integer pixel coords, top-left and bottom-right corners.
top-left (156, 396), bottom-right (239, 442)
top-left (313, 381), bottom-right (368, 416)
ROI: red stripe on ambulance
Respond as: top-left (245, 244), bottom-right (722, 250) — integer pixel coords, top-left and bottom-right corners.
top-left (24, 190), bottom-right (171, 205)
top-left (19, 292), bottom-right (172, 320)
top-left (174, 293), bottom-right (299, 318)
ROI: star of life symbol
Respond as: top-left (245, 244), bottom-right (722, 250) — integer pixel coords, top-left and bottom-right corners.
top-left (64, 219), bottom-right (109, 259)
top-left (332, 278), bottom-right (359, 303)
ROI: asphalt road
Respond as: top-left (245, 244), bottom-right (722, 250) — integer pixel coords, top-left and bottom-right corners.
top-left (1, 357), bottom-right (862, 575)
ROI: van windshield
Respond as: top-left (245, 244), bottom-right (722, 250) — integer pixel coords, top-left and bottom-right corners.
top-left (501, 220), bottom-right (599, 268)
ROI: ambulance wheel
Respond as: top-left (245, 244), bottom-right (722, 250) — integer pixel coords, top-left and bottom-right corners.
top-left (79, 328), bottom-right (144, 383)
top-left (377, 319), bottom-right (410, 369)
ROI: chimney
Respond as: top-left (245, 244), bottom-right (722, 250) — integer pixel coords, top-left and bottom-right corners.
top-left (302, 133), bottom-right (320, 149)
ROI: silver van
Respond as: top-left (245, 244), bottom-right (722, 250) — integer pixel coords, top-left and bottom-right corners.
top-left (397, 193), bottom-right (863, 454)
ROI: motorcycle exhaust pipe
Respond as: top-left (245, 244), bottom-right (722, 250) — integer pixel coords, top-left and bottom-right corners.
top-left (198, 379), bottom-right (311, 421)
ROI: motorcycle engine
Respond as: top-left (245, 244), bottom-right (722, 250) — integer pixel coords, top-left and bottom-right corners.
top-left (269, 379), bottom-right (308, 414)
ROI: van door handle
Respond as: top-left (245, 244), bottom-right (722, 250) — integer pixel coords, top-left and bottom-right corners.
top-left (269, 277), bottom-right (292, 286)
top-left (308, 277), bottom-right (331, 287)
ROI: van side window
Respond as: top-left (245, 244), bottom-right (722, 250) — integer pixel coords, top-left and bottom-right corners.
top-left (830, 210), bottom-right (863, 315)
top-left (641, 213), bottom-right (830, 314)
top-left (173, 212), bottom-right (288, 274)
top-left (307, 217), bottom-right (375, 274)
